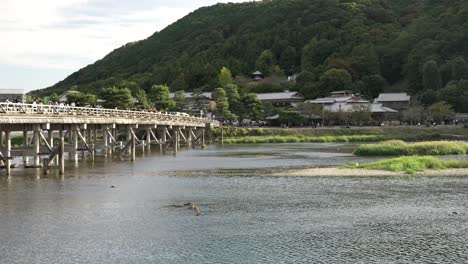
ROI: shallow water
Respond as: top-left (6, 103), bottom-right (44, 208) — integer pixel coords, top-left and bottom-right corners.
top-left (1, 144), bottom-right (467, 263)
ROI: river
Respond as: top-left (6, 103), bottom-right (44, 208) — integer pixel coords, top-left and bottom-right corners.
top-left (1, 144), bottom-right (467, 263)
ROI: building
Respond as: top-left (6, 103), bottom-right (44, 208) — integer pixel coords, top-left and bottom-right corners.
top-left (169, 92), bottom-right (214, 112)
top-left (306, 91), bottom-right (398, 121)
top-left (374, 93), bottom-right (411, 111)
top-left (251, 71), bottom-right (264, 81)
top-left (0, 89), bottom-right (25, 103)
top-left (256, 91), bottom-right (304, 108)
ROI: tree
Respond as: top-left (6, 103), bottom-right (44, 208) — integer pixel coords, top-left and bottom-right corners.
top-left (429, 101), bottom-right (454, 124)
top-left (255, 49), bottom-right (275, 75)
top-left (297, 103), bottom-right (322, 125)
top-left (361, 75), bottom-right (387, 99)
top-left (148, 84), bottom-right (175, 111)
top-left (451, 56), bottom-right (468, 81)
top-left (279, 46), bottom-right (297, 75)
top-left (100, 87), bottom-right (133, 109)
top-left (214, 88), bottom-right (235, 120)
top-left (319, 68), bottom-right (352, 95)
top-left (49, 93), bottom-right (60, 103)
top-left (218, 67), bottom-right (233, 87)
top-left (224, 84), bottom-right (241, 115)
top-left (277, 110), bottom-right (305, 127)
top-left (241, 93), bottom-right (264, 121)
top-left (67, 92), bottom-right (97, 107)
top-left (423, 60), bottom-right (442, 91)
top-left (135, 89), bottom-right (152, 109)
top-left (402, 105), bottom-right (426, 125)
top-left (438, 80), bottom-right (468, 113)
top-left (174, 90), bottom-right (187, 112)
top-left (350, 104), bottom-right (372, 125)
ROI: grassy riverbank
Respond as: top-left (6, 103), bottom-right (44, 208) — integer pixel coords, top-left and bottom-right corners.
top-left (212, 126), bottom-right (467, 138)
top-left (344, 156), bottom-right (468, 174)
top-left (213, 126), bottom-right (467, 144)
top-left (354, 141), bottom-right (468, 156)
top-left (222, 134), bottom-right (443, 144)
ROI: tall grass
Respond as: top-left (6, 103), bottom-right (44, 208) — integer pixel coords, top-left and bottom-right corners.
top-left (222, 134), bottom-right (442, 144)
top-left (353, 141), bottom-right (468, 156)
top-left (345, 156), bottom-right (468, 174)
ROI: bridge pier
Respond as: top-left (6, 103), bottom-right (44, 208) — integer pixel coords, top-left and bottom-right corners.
top-left (5, 131), bottom-right (11, 176)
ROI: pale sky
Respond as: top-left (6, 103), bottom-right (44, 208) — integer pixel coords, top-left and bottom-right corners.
top-left (0, 0), bottom-right (248, 91)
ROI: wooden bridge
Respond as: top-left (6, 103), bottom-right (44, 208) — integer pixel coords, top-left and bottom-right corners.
top-left (0, 103), bottom-right (219, 176)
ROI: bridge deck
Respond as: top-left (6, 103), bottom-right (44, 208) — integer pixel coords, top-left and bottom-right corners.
top-left (0, 103), bottom-right (218, 129)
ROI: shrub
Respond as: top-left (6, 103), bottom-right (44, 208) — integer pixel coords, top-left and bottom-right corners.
top-left (353, 141), bottom-right (468, 156)
top-left (345, 156), bottom-right (468, 174)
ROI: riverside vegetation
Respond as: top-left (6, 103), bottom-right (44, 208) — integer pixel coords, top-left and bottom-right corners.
top-left (214, 126), bottom-right (468, 144)
top-left (354, 141), bottom-right (468, 156)
top-left (345, 156), bottom-right (468, 174)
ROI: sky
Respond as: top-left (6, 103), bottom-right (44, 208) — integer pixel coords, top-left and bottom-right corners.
top-left (0, 0), bottom-right (248, 91)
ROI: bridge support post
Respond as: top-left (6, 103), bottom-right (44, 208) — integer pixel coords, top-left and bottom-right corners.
top-left (129, 127), bottom-right (136, 161)
top-left (33, 125), bottom-right (41, 167)
top-left (173, 129), bottom-right (178, 154)
top-left (202, 128), bottom-right (205, 147)
top-left (187, 128), bottom-right (193, 149)
top-left (23, 130), bottom-right (29, 166)
top-left (59, 135), bottom-right (65, 175)
top-left (5, 131), bottom-right (11, 176)
top-left (48, 130), bottom-right (54, 164)
top-left (103, 127), bottom-right (108, 157)
top-left (146, 128), bottom-right (151, 151)
top-left (161, 128), bottom-right (167, 154)
top-left (72, 126), bottom-right (79, 162)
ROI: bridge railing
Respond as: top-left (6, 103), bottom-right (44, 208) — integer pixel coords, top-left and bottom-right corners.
top-left (0, 102), bottom-right (216, 125)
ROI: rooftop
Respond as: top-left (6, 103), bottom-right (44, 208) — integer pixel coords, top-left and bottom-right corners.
top-left (256, 92), bottom-right (304, 101)
top-left (0, 89), bottom-right (25, 94)
top-left (169, 92), bottom-right (212, 99)
top-left (324, 102), bottom-right (398, 113)
top-left (375, 93), bottom-right (411, 102)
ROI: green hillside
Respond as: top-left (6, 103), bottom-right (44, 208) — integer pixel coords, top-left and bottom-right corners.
top-left (31, 0), bottom-right (468, 112)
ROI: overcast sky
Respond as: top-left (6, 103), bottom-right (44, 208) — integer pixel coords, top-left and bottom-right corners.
top-left (0, 0), bottom-right (248, 91)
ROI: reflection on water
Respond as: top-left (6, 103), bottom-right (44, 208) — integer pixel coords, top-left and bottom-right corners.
top-left (1, 143), bottom-right (467, 263)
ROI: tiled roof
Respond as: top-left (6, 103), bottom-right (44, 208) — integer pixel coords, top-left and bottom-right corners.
top-left (375, 93), bottom-right (411, 102)
top-left (256, 92), bottom-right (304, 101)
top-left (324, 103), bottom-right (398, 113)
top-left (169, 92), bottom-right (212, 99)
top-left (0, 89), bottom-right (25, 94)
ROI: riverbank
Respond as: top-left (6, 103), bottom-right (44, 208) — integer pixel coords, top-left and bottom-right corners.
top-left (277, 168), bottom-right (468, 177)
top-left (213, 126), bottom-right (468, 144)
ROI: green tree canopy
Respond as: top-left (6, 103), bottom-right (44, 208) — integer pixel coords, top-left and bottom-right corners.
top-left (149, 84), bottom-right (176, 111)
top-left (214, 87), bottom-right (235, 120)
top-left (218, 67), bottom-right (233, 87)
top-left (423, 60), bottom-right (442, 91)
top-left (429, 101), bottom-right (454, 124)
top-left (224, 84), bottom-right (241, 115)
top-left (241, 93), bottom-right (264, 121)
top-left (100, 87), bottom-right (133, 109)
top-left (67, 92), bottom-right (97, 107)
top-left (135, 89), bottom-right (152, 109)
top-left (255, 49), bottom-right (275, 76)
top-left (319, 68), bottom-right (352, 95)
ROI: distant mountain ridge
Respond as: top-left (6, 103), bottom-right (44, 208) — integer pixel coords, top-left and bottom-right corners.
top-left (31, 0), bottom-right (468, 111)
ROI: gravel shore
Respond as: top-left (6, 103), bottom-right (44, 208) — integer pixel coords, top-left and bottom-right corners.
top-left (276, 168), bottom-right (468, 177)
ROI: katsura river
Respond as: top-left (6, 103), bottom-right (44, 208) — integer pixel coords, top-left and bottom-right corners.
top-left (1, 144), bottom-right (467, 263)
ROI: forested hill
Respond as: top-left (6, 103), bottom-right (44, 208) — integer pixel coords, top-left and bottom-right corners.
top-left (32, 0), bottom-right (468, 111)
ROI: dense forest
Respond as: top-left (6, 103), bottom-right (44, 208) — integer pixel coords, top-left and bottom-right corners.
top-left (31, 0), bottom-right (468, 112)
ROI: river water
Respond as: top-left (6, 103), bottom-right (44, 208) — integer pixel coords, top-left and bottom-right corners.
top-left (1, 144), bottom-right (467, 263)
